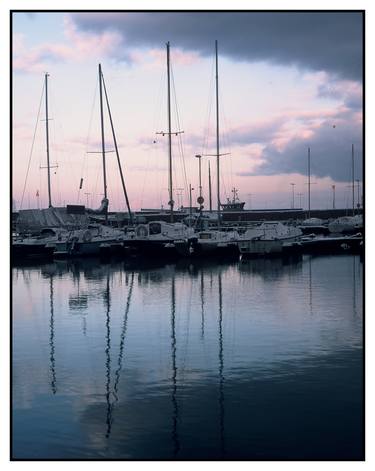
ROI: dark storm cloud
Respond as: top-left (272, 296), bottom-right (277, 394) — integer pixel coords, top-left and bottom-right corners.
top-left (71, 12), bottom-right (363, 81)
top-left (238, 117), bottom-right (363, 182)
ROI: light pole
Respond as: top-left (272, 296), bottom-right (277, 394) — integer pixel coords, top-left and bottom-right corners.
top-left (189, 184), bottom-right (194, 226)
top-left (195, 154), bottom-right (204, 211)
top-left (351, 144), bottom-right (355, 216)
top-left (195, 155), bottom-right (202, 199)
top-left (308, 147), bottom-right (311, 218)
top-left (84, 192), bottom-right (91, 207)
top-left (356, 179), bottom-right (361, 213)
top-left (176, 188), bottom-right (184, 209)
top-left (247, 193), bottom-right (252, 209)
top-left (290, 183), bottom-right (295, 209)
top-left (297, 193), bottom-right (303, 209)
top-left (332, 185), bottom-right (336, 210)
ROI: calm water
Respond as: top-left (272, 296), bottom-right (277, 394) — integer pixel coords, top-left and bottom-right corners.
top-left (12, 255), bottom-right (363, 460)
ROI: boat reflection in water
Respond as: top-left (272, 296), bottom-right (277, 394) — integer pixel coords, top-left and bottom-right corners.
top-left (12, 255), bottom-right (363, 459)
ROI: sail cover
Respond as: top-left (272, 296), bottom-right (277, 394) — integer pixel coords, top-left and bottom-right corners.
top-left (16, 206), bottom-right (90, 233)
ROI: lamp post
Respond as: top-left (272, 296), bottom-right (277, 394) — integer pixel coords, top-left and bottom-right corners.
top-left (356, 179), bottom-right (361, 213)
top-left (189, 184), bottom-right (194, 226)
top-left (331, 185), bottom-right (336, 210)
top-left (297, 193), bottom-right (303, 209)
top-left (195, 154), bottom-right (204, 211)
top-left (247, 193), bottom-right (252, 209)
top-left (290, 183), bottom-right (295, 209)
top-left (84, 192), bottom-right (91, 207)
top-left (195, 154), bottom-right (202, 199)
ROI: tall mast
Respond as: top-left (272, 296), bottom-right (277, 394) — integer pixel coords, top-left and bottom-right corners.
top-left (45, 73), bottom-right (52, 207)
top-left (208, 161), bottom-right (212, 212)
top-left (98, 64), bottom-right (108, 201)
top-left (167, 42), bottom-right (174, 223)
top-left (308, 147), bottom-right (311, 219)
top-left (351, 143), bottom-right (355, 216)
top-left (156, 43), bottom-right (183, 221)
top-left (215, 40), bottom-right (220, 228)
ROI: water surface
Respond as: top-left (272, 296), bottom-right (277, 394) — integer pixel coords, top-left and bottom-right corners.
top-left (12, 255), bottom-right (363, 459)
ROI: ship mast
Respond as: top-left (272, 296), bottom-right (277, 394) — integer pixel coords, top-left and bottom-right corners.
top-left (351, 143), bottom-right (355, 216)
top-left (210, 41), bottom-right (230, 228)
top-left (98, 64), bottom-right (108, 203)
top-left (208, 161), bottom-right (212, 212)
top-left (308, 147), bottom-right (311, 219)
top-left (40, 73), bottom-right (58, 208)
top-left (44, 73), bottom-right (52, 207)
top-left (215, 40), bottom-right (220, 227)
top-left (156, 43), bottom-right (184, 223)
top-left (167, 42), bottom-right (174, 222)
top-left (203, 42), bottom-right (229, 226)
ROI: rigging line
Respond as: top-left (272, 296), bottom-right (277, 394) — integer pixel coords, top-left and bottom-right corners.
top-left (49, 84), bottom-right (64, 177)
top-left (170, 62), bottom-right (189, 197)
top-left (77, 78), bottom-right (98, 203)
top-left (220, 88), bottom-right (234, 192)
top-left (202, 53), bottom-right (215, 157)
top-left (101, 73), bottom-right (132, 220)
top-left (140, 70), bottom-right (165, 209)
top-left (49, 102), bottom-right (62, 206)
top-left (20, 82), bottom-right (45, 210)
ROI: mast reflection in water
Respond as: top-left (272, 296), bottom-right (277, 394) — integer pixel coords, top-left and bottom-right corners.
top-left (12, 256), bottom-right (363, 460)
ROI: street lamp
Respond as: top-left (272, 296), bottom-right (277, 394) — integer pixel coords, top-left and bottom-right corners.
top-left (247, 193), bottom-right (252, 209)
top-left (195, 154), bottom-right (204, 211)
top-left (297, 193), bottom-right (303, 209)
top-left (356, 179), bottom-right (361, 213)
top-left (189, 184), bottom-right (194, 226)
top-left (290, 183), bottom-right (295, 209)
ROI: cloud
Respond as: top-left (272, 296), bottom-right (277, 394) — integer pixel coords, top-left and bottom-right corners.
top-left (317, 78), bottom-right (362, 110)
top-left (13, 17), bottom-right (122, 73)
top-left (237, 112), bottom-right (363, 182)
top-left (71, 12), bottom-right (363, 81)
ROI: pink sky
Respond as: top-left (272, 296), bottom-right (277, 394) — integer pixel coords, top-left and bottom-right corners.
top-left (12, 12), bottom-right (363, 211)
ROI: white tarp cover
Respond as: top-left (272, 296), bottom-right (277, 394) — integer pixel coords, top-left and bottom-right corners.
top-left (17, 207), bottom-right (89, 233)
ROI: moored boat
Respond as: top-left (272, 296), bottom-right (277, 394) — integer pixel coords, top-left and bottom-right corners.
top-left (238, 221), bottom-right (302, 257)
top-left (51, 224), bottom-right (126, 258)
top-left (123, 221), bottom-right (194, 258)
top-left (175, 229), bottom-right (240, 257)
top-left (12, 228), bottom-right (70, 261)
top-left (328, 215), bottom-right (363, 234)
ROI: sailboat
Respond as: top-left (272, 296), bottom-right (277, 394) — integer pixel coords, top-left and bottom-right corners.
top-left (237, 221), bottom-right (302, 257)
top-left (175, 41), bottom-right (240, 257)
top-left (51, 64), bottom-right (133, 258)
top-left (328, 145), bottom-right (363, 235)
top-left (123, 42), bottom-right (194, 258)
top-left (12, 73), bottom-right (76, 261)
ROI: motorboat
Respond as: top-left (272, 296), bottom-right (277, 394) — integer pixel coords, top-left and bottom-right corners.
top-left (12, 228), bottom-right (70, 261)
top-left (50, 224), bottom-right (126, 258)
top-left (175, 229), bottom-right (240, 257)
top-left (123, 221), bottom-right (195, 257)
top-left (328, 215), bottom-right (363, 234)
top-left (238, 221), bottom-right (302, 256)
top-left (298, 217), bottom-right (329, 235)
